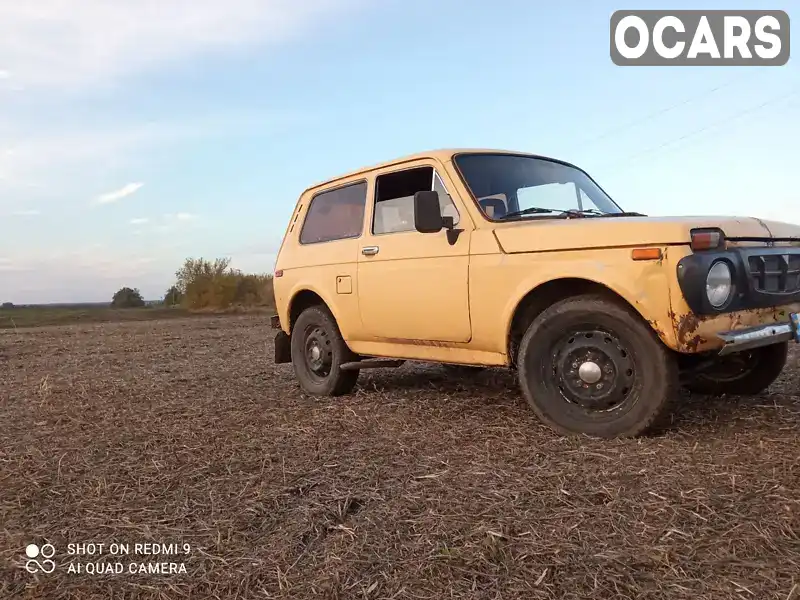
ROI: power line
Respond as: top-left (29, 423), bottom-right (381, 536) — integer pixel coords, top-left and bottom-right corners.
top-left (602, 87), bottom-right (799, 169)
top-left (577, 72), bottom-right (760, 148)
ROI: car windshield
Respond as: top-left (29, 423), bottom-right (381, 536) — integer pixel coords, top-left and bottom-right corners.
top-left (453, 153), bottom-right (624, 220)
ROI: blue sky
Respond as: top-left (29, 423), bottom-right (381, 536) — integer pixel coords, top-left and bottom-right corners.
top-left (1, 0), bottom-right (797, 303)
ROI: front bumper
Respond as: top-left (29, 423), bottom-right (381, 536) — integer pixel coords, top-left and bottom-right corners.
top-left (716, 312), bottom-right (800, 356)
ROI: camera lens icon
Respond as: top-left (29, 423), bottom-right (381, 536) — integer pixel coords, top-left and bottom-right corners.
top-left (25, 543), bottom-right (56, 574)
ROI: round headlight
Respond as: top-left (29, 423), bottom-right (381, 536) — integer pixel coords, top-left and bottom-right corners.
top-left (706, 261), bottom-right (733, 308)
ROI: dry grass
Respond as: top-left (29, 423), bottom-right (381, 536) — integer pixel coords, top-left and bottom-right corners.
top-left (1, 316), bottom-right (798, 599)
top-left (0, 306), bottom-right (273, 330)
top-left (0, 306), bottom-right (197, 329)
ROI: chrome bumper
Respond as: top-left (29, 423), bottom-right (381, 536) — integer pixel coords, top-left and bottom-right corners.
top-left (716, 320), bottom-right (797, 356)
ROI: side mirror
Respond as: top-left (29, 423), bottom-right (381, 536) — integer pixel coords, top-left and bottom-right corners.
top-left (413, 191), bottom-right (444, 233)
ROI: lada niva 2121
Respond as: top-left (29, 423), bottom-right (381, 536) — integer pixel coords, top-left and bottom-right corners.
top-left (269, 149), bottom-right (800, 438)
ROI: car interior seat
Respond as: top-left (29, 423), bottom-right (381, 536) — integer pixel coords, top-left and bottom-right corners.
top-left (479, 197), bottom-right (508, 219)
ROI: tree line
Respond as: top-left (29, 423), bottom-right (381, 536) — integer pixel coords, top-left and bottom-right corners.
top-left (110, 257), bottom-right (275, 310)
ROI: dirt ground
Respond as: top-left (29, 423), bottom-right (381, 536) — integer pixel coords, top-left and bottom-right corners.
top-left (1, 315), bottom-right (798, 599)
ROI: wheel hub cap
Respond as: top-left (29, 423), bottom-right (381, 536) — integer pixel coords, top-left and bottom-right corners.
top-left (578, 361), bottom-right (602, 384)
top-left (551, 329), bottom-right (636, 411)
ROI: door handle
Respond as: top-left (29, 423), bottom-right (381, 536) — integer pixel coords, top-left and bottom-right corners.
top-left (361, 246), bottom-right (379, 256)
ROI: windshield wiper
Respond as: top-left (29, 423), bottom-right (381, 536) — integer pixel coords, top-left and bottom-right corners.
top-left (502, 207), bottom-right (607, 220)
top-left (501, 207), bottom-right (599, 219)
top-left (500, 207), bottom-right (648, 220)
top-left (596, 211), bottom-right (647, 217)
top-left (561, 208), bottom-right (648, 218)
top-left (501, 206), bottom-right (563, 219)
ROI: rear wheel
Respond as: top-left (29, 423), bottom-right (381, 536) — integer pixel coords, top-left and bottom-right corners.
top-left (517, 295), bottom-right (678, 438)
top-left (290, 305), bottom-right (359, 396)
top-left (683, 342), bottom-right (788, 396)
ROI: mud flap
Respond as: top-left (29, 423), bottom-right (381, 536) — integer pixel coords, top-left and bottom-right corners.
top-left (274, 331), bottom-right (291, 364)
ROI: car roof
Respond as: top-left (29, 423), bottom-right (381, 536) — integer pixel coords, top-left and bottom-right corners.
top-left (303, 148), bottom-right (560, 195)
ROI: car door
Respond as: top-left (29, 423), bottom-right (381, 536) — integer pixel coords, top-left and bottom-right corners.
top-left (356, 160), bottom-right (472, 343)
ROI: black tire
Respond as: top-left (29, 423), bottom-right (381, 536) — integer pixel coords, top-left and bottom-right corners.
top-left (290, 305), bottom-right (359, 396)
top-left (683, 342), bottom-right (788, 396)
top-left (517, 294), bottom-right (679, 438)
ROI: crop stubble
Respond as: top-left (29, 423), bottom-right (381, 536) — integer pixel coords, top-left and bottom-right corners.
top-left (1, 316), bottom-right (798, 599)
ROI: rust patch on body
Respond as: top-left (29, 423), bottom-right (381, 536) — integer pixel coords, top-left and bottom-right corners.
top-left (647, 320), bottom-right (667, 341)
top-left (673, 311), bottom-right (710, 352)
top-left (381, 337), bottom-right (457, 348)
top-left (670, 304), bottom-right (795, 353)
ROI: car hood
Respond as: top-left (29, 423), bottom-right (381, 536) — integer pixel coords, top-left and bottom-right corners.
top-left (491, 215), bottom-right (800, 254)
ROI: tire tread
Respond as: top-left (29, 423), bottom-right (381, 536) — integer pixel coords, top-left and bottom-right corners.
top-left (290, 305), bottom-right (359, 396)
top-left (684, 342), bottom-right (788, 396)
top-left (517, 294), bottom-right (679, 438)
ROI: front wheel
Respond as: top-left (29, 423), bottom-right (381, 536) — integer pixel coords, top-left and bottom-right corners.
top-left (290, 305), bottom-right (359, 396)
top-left (517, 295), bottom-right (679, 438)
top-left (683, 342), bottom-right (788, 396)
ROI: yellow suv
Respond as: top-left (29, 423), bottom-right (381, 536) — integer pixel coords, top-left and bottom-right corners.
top-left (270, 149), bottom-right (800, 438)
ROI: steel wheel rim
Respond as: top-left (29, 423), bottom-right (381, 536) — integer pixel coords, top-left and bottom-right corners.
top-left (700, 351), bottom-right (757, 382)
top-left (550, 328), bottom-right (637, 412)
top-left (304, 325), bottom-right (333, 381)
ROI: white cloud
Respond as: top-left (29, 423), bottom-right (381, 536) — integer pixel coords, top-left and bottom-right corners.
top-left (0, 257), bottom-right (19, 272)
top-left (0, 0), bottom-right (348, 195)
top-left (2, 243), bottom-right (183, 302)
top-left (0, 263), bottom-right (25, 273)
top-left (12, 208), bottom-right (41, 216)
top-left (96, 182), bottom-right (144, 204)
top-left (125, 213), bottom-right (201, 237)
top-left (162, 212), bottom-right (199, 222)
top-left (0, 0), bottom-right (365, 89)
top-left (0, 112), bottom-right (304, 195)
top-left (0, 0), bottom-right (368, 303)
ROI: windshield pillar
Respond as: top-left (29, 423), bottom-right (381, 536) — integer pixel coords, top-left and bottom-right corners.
top-left (575, 185), bottom-right (583, 211)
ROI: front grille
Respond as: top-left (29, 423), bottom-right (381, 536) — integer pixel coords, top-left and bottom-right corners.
top-left (748, 253), bottom-right (800, 293)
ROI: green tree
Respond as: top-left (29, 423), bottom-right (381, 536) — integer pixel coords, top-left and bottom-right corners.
top-left (170, 256), bottom-right (276, 310)
top-left (111, 287), bottom-right (145, 308)
top-left (163, 285), bottom-right (183, 307)
top-left (175, 257), bottom-right (231, 294)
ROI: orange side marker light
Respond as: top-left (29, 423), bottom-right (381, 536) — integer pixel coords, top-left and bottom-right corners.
top-left (631, 248), bottom-right (663, 261)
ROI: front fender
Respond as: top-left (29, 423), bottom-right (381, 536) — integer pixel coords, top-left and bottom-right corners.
top-left (499, 248), bottom-right (678, 349)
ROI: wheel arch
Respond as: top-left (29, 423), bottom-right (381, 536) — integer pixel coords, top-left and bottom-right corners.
top-left (287, 287), bottom-right (337, 334)
top-left (506, 277), bottom-right (662, 367)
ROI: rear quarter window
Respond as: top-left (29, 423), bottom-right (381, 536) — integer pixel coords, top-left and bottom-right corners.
top-left (299, 181), bottom-right (368, 244)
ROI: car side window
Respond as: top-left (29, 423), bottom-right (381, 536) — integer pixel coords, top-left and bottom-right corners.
top-left (299, 181), bottom-right (367, 244)
top-left (372, 166), bottom-right (460, 235)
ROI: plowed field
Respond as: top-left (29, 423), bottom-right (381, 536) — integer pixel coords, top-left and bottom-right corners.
top-left (2, 316), bottom-right (798, 599)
